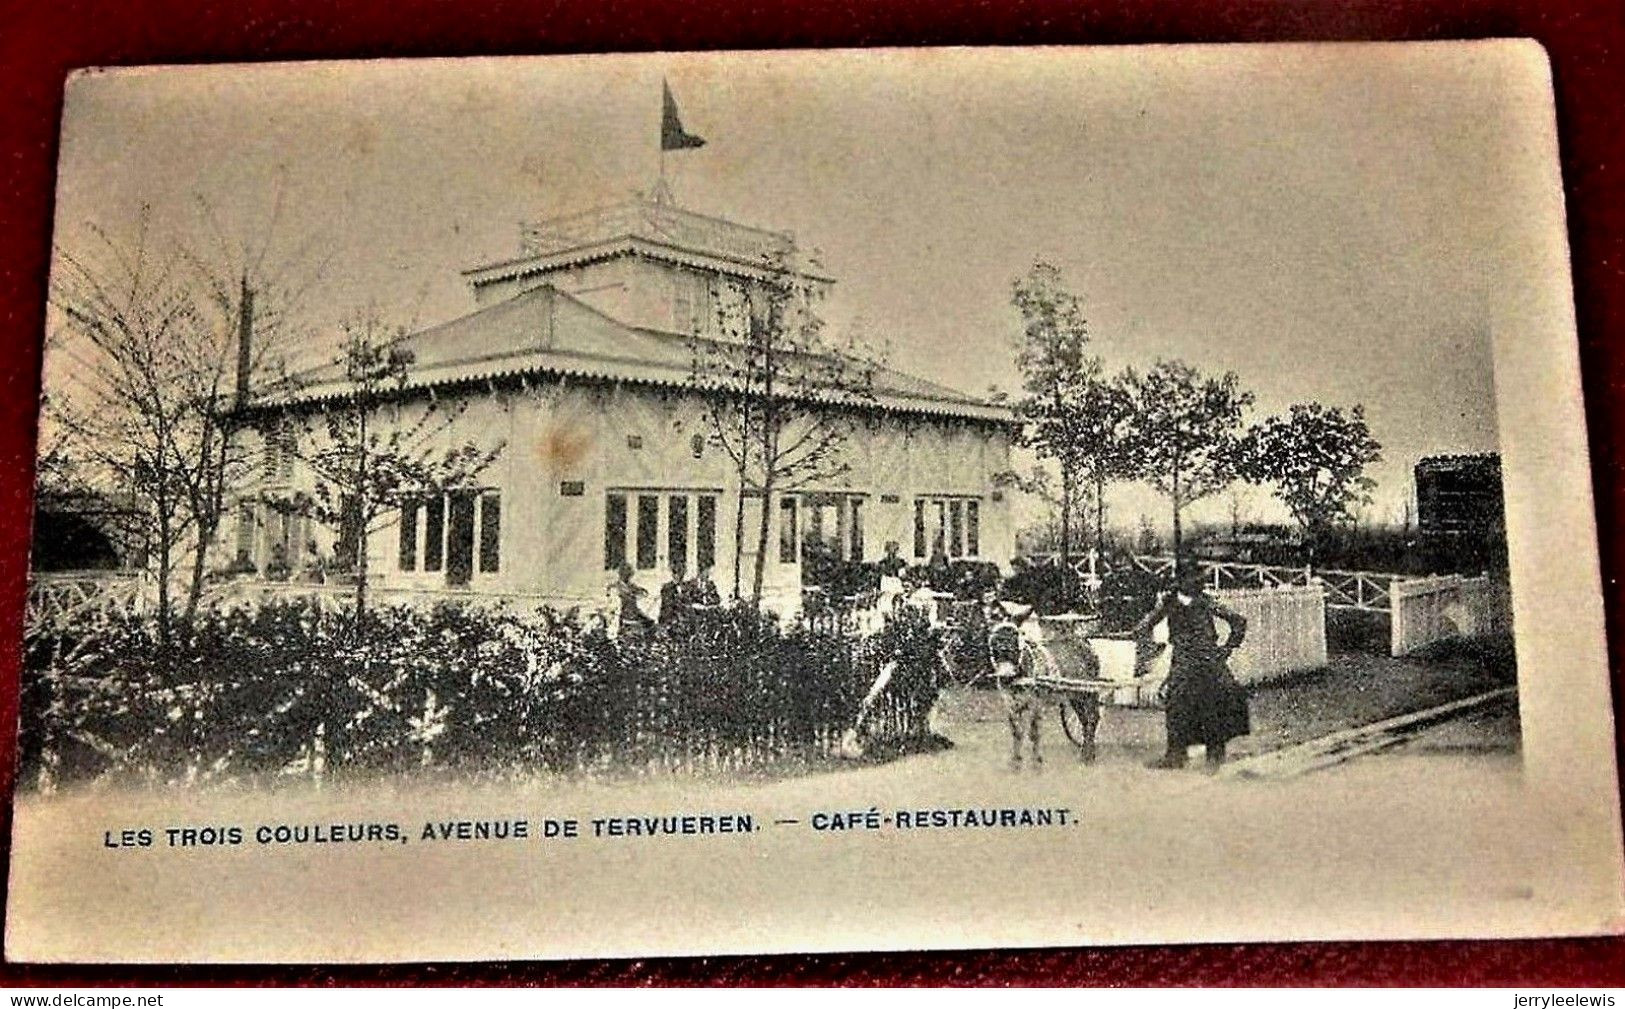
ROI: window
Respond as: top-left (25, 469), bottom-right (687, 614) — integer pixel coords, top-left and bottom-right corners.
top-left (399, 499), bottom-right (420, 571)
top-left (335, 495), bottom-right (363, 571)
top-left (446, 491), bottom-right (476, 586)
top-left (915, 495), bottom-right (983, 559)
top-left (802, 499), bottom-right (831, 561)
top-left (672, 270), bottom-right (710, 334)
top-left (235, 501), bottom-right (256, 563)
top-left (423, 496), bottom-right (445, 572)
top-left (606, 489), bottom-right (719, 576)
top-left (636, 495), bottom-right (659, 569)
top-left (478, 492), bottom-right (501, 574)
top-left (605, 493), bottom-right (627, 570)
top-left (850, 498), bottom-right (864, 561)
top-left (673, 272), bottom-right (693, 332)
top-left (268, 511), bottom-right (292, 569)
top-left (697, 495), bottom-right (717, 571)
top-left (667, 495), bottom-right (688, 575)
top-left (778, 496), bottom-right (798, 564)
top-left (263, 424), bottom-right (296, 482)
top-left (280, 429), bottom-right (296, 480)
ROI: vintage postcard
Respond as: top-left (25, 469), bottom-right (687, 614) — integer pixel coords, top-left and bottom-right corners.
top-left (7, 42), bottom-right (1621, 962)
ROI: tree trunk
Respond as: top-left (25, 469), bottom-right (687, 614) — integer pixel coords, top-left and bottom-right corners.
top-left (1058, 465), bottom-right (1072, 563)
top-left (1171, 468), bottom-right (1183, 572)
top-left (1095, 472), bottom-right (1107, 558)
top-left (730, 475), bottom-right (747, 601)
top-left (750, 485), bottom-right (773, 606)
top-left (182, 519), bottom-right (214, 624)
top-left (355, 526), bottom-right (369, 625)
top-left (156, 530), bottom-right (173, 651)
top-left (353, 401), bottom-right (369, 631)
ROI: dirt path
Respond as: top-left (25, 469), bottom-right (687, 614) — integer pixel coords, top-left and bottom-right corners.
top-left (936, 636), bottom-right (1519, 768)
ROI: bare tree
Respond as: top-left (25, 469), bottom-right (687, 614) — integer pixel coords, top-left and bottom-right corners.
top-left (47, 194), bottom-right (325, 632)
top-left (172, 193), bottom-right (329, 620)
top-left (50, 221), bottom-right (212, 641)
top-left (690, 245), bottom-right (877, 604)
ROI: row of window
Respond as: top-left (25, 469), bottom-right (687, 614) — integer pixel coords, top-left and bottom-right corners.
top-left (234, 502), bottom-right (314, 570)
top-left (776, 494), bottom-right (865, 565)
top-left (399, 490), bottom-right (501, 585)
top-left (239, 486), bottom-right (980, 584)
top-left (605, 491), bottom-right (719, 574)
top-left (596, 491), bottom-right (979, 571)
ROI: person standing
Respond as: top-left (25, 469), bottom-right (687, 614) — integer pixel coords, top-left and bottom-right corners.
top-left (658, 558), bottom-right (691, 626)
top-left (877, 540), bottom-right (907, 579)
top-left (1131, 564), bottom-right (1250, 770)
top-left (607, 562), bottom-right (653, 640)
top-left (688, 565), bottom-right (722, 608)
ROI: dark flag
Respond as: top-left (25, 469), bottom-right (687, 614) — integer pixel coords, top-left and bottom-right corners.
top-left (661, 80), bottom-right (706, 151)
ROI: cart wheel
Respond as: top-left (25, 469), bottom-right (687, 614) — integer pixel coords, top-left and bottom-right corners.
top-left (1059, 696), bottom-right (1099, 762)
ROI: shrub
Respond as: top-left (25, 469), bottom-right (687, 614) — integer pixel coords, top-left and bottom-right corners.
top-left (1095, 566), bottom-right (1165, 632)
top-left (19, 597), bottom-right (943, 790)
top-left (1000, 562), bottom-right (1088, 615)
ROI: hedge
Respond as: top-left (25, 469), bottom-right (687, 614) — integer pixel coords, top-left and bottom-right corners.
top-left (19, 598), bottom-right (943, 791)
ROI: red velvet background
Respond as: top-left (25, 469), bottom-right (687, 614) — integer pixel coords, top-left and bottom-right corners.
top-left (1, 0), bottom-right (1623, 986)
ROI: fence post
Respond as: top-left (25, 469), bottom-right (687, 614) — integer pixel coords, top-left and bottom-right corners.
top-left (37, 672), bottom-right (59, 796)
top-left (312, 721), bottom-right (327, 789)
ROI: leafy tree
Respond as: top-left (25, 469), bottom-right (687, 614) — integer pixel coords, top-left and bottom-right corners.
top-left (1068, 364), bottom-right (1140, 558)
top-left (1239, 402), bottom-right (1383, 553)
top-left (690, 244), bottom-right (877, 604)
top-left (1120, 359), bottom-right (1255, 568)
top-left (1010, 260), bottom-right (1092, 559)
top-left (266, 310), bottom-right (504, 622)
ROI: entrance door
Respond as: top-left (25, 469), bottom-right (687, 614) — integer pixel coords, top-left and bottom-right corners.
top-left (446, 490), bottom-right (477, 586)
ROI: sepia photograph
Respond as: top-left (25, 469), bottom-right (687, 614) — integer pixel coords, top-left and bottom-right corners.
top-left (5, 42), bottom-right (1621, 963)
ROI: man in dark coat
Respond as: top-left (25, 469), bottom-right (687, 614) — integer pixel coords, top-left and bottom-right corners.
top-left (658, 558), bottom-right (692, 627)
top-left (1132, 565), bottom-right (1250, 770)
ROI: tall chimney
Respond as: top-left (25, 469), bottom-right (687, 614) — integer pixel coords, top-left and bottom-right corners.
top-left (234, 274), bottom-right (254, 408)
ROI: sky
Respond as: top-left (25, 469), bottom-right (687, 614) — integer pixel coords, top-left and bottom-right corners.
top-left (48, 44), bottom-right (1529, 532)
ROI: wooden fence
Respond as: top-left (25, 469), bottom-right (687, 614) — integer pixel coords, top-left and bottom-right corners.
top-left (25, 571), bottom-right (151, 641)
top-left (1389, 575), bottom-right (1513, 657)
top-left (1125, 555), bottom-right (1396, 614)
top-left (1213, 584), bottom-right (1328, 685)
top-left (1089, 583), bottom-right (1328, 705)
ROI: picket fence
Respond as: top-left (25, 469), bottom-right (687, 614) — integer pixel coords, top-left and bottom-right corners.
top-left (1089, 583), bottom-right (1328, 706)
top-left (1212, 584), bottom-right (1330, 685)
top-left (1389, 575), bottom-right (1513, 657)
